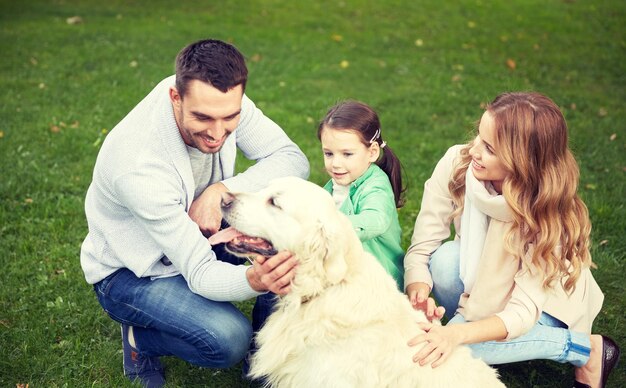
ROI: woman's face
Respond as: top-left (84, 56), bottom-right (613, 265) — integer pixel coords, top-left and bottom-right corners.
top-left (468, 111), bottom-right (508, 193)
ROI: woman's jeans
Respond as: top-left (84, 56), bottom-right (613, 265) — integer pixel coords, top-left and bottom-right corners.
top-left (93, 244), bottom-right (275, 369)
top-left (429, 240), bottom-right (591, 367)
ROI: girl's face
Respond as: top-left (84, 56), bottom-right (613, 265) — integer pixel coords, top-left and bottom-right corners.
top-left (469, 111), bottom-right (508, 193)
top-left (320, 126), bottom-right (379, 186)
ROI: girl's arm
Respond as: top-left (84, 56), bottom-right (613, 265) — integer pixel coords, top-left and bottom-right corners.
top-left (346, 186), bottom-right (396, 241)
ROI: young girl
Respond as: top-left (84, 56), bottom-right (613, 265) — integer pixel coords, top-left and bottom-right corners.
top-left (404, 92), bottom-right (620, 387)
top-left (317, 100), bottom-right (405, 290)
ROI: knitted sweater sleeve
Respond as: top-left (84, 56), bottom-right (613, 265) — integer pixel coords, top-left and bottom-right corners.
top-left (114, 164), bottom-right (261, 302)
top-left (222, 95), bottom-right (309, 193)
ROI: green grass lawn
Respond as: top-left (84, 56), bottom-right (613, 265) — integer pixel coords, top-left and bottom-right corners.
top-left (1, 0), bottom-right (624, 387)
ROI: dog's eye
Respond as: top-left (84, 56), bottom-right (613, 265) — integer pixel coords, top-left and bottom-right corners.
top-left (268, 196), bottom-right (281, 209)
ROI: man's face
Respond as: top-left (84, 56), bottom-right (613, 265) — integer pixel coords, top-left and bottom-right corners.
top-left (170, 79), bottom-right (243, 154)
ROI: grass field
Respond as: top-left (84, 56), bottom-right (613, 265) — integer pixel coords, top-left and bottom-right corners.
top-left (1, 0), bottom-right (624, 387)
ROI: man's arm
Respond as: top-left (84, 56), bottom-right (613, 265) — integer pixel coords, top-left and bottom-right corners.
top-left (190, 95), bottom-right (309, 235)
top-left (114, 167), bottom-right (260, 301)
top-left (188, 182), bottom-right (228, 236)
top-left (223, 94), bottom-right (309, 193)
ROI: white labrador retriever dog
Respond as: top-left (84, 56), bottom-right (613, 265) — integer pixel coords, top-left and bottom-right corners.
top-left (216, 177), bottom-right (505, 388)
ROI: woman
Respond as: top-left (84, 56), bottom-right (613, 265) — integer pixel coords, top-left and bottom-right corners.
top-left (404, 92), bottom-right (620, 387)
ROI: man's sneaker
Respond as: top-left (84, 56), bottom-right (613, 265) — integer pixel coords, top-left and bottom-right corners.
top-left (121, 324), bottom-right (165, 388)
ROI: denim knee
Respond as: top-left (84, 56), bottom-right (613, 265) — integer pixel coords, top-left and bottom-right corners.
top-left (193, 316), bottom-right (253, 368)
top-left (429, 240), bottom-right (461, 292)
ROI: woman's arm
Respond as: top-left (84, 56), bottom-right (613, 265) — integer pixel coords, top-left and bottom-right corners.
top-left (404, 145), bottom-right (463, 291)
top-left (409, 315), bottom-right (508, 367)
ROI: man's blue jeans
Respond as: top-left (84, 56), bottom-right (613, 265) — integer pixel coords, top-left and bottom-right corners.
top-left (429, 240), bottom-right (591, 367)
top-left (93, 244), bottom-right (275, 369)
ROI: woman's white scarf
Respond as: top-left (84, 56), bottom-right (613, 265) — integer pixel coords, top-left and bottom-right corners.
top-left (457, 168), bottom-right (602, 333)
top-left (459, 168), bottom-right (513, 292)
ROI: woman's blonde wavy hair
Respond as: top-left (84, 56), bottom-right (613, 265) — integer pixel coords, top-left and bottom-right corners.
top-left (448, 92), bottom-right (593, 293)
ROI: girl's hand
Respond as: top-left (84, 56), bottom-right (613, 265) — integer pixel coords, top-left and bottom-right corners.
top-left (406, 282), bottom-right (446, 321)
top-left (408, 322), bottom-right (462, 368)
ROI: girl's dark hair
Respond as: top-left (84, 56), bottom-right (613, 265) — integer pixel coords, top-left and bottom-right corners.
top-left (317, 100), bottom-right (406, 208)
top-left (175, 39), bottom-right (248, 97)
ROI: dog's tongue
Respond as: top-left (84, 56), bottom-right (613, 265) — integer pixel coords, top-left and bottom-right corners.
top-left (208, 227), bottom-right (242, 245)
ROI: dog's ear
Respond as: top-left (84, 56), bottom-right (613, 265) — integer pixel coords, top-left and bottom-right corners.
top-left (302, 210), bottom-right (349, 285)
top-left (320, 220), bottom-right (348, 284)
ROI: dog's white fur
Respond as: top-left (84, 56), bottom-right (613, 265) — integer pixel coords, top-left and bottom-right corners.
top-left (222, 177), bottom-right (505, 388)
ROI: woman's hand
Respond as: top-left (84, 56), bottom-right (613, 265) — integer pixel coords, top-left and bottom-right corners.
top-left (408, 322), bottom-right (462, 368)
top-left (406, 282), bottom-right (445, 322)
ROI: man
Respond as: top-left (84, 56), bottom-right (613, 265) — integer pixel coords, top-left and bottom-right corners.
top-left (80, 39), bottom-right (309, 387)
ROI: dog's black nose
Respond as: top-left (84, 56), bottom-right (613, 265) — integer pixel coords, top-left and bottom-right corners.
top-left (221, 192), bottom-right (235, 208)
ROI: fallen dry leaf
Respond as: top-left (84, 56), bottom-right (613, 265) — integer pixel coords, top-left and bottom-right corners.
top-left (598, 107), bottom-right (608, 117)
top-left (599, 240), bottom-right (609, 246)
top-left (506, 58), bottom-right (516, 70)
top-left (24, 198), bottom-right (33, 204)
top-left (50, 125), bottom-right (60, 133)
top-left (331, 34), bottom-right (343, 42)
top-left (451, 74), bottom-right (462, 82)
top-left (70, 121), bottom-right (80, 128)
top-left (609, 133), bottom-right (616, 141)
top-left (0, 130), bottom-right (4, 138)
top-left (585, 183), bottom-right (597, 190)
top-left (340, 60), bottom-right (349, 68)
top-left (38, 83), bottom-right (46, 89)
top-left (570, 103), bottom-right (577, 110)
top-left (129, 60), bottom-right (138, 68)
top-left (250, 53), bottom-right (262, 62)
top-left (467, 21), bottom-right (476, 28)
top-left (66, 16), bottom-right (83, 25)
top-left (415, 39), bottom-right (423, 47)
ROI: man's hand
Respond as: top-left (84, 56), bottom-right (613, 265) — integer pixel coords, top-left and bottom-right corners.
top-left (406, 282), bottom-right (445, 322)
top-left (246, 251), bottom-right (297, 295)
top-left (408, 323), bottom-right (462, 368)
top-left (189, 182), bottom-right (229, 236)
